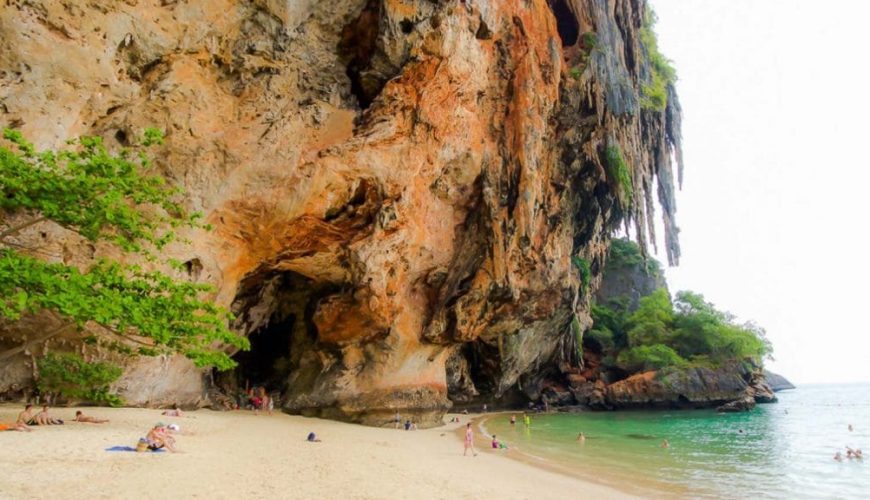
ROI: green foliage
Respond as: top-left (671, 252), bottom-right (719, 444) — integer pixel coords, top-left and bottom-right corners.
top-left (606, 238), bottom-right (661, 276)
top-left (588, 297), bottom-right (630, 352)
top-left (604, 146), bottom-right (633, 207)
top-left (571, 255), bottom-right (592, 294)
top-left (639, 8), bottom-right (677, 111)
top-left (585, 288), bottom-right (772, 373)
top-left (37, 353), bottom-right (124, 406)
top-left (581, 32), bottom-right (598, 51)
top-left (0, 250), bottom-right (246, 369)
top-left (0, 129), bottom-right (249, 372)
top-left (0, 128), bottom-right (198, 253)
top-left (626, 289), bottom-right (674, 347)
top-left (617, 344), bottom-right (686, 372)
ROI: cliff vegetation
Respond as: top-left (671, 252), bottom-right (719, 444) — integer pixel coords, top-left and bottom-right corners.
top-left (587, 240), bottom-right (771, 374)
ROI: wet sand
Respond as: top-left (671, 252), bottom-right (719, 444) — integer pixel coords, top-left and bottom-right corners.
top-left (0, 406), bottom-right (633, 499)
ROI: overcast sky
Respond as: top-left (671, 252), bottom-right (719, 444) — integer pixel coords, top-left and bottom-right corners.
top-left (650, 0), bottom-right (868, 384)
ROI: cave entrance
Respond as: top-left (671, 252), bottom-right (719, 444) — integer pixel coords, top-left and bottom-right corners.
top-left (548, 0), bottom-right (579, 47)
top-left (223, 315), bottom-right (296, 394)
top-left (215, 271), bottom-right (323, 399)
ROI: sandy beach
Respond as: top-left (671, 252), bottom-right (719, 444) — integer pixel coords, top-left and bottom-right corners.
top-left (0, 406), bottom-right (631, 499)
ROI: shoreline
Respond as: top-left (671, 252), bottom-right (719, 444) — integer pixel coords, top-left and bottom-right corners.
top-left (470, 411), bottom-right (685, 499)
top-left (0, 405), bottom-right (633, 499)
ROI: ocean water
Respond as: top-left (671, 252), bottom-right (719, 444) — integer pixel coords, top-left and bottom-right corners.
top-left (484, 384), bottom-right (869, 498)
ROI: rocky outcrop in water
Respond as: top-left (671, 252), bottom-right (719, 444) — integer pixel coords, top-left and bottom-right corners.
top-left (0, 0), bottom-right (682, 424)
top-left (604, 360), bottom-right (776, 411)
top-left (764, 370), bottom-right (795, 392)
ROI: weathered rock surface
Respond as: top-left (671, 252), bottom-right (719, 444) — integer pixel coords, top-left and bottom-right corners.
top-left (0, 0), bottom-right (682, 425)
top-left (606, 361), bottom-right (776, 410)
top-left (594, 241), bottom-right (667, 311)
top-left (764, 370), bottom-right (795, 392)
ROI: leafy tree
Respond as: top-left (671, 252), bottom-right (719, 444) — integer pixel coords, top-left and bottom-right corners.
top-left (626, 289), bottom-right (673, 347)
top-left (0, 129), bottom-right (249, 384)
top-left (616, 344), bottom-right (686, 372)
top-left (37, 353), bottom-right (124, 406)
top-left (586, 287), bottom-right (772, 374)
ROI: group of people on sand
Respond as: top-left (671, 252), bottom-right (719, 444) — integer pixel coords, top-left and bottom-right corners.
top-left (237, 386), bottom-right (273, 415)
top-left (139, 422), bottom-right (181, 452)
top-left (391, 411), bottom-right (420, 430)
top-left (2, 404), bottom-right (109, 431)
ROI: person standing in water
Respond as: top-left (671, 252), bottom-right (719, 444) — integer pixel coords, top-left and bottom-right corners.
top-left (577, 432), bottom-right (586, 444)
top-left (661, 439), bottom-right (670, 448)
top-left (523, 413), bottom-right (531, 427)
top-left (464, 423), bottom-right (478, 456)
top-left (510, 415), bottom-right (516, 426)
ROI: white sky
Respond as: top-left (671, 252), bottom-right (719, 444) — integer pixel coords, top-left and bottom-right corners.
top-left (650, 0), bottom-right (869, 384)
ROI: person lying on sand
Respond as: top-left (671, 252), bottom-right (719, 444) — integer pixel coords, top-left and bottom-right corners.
top-left (74, 411), bottom-right (108, 424)
top-left (0, 421), bottom-right (31, 432)
top-left (307, 432), bottom-right (321, 442)
top-left (17, 404), bottom-right (36, 426)
top-left (34, 405), bottom-right (63, 425)
top-left (145, 424), bottom-right (178, 452)
top-left (161, 405), bottom-right (184, 417)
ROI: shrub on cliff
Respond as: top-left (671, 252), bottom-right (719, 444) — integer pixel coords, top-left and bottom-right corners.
top-left (604, 146), bottom-right (633, 207)
top-left (586, 288), bottom-right (771, 372)
top-left (639, 8), bottom-right (677, 111)
top-left (0, 129), bottom-right (249, 387)
top-left (616, 344), bottom-right (686, 372)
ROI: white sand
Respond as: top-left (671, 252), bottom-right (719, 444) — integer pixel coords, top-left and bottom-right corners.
top-left (0, 406), bottom-right (633, 499)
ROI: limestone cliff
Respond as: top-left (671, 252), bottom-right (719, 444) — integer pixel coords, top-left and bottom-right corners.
top-left (0, 0), bottom-right (682, 425)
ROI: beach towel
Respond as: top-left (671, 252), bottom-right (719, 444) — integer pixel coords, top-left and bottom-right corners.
top-left (105, 446), bottom-right (165, 453)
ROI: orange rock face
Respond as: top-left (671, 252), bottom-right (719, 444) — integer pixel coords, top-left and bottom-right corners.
top-left (0, 0), bottom-right (682, 424)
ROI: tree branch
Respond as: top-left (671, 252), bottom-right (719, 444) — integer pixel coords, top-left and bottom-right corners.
top-left (0, 215), bottom-right (48, 242)
top-left (0, 321), bottom-right (75, 362)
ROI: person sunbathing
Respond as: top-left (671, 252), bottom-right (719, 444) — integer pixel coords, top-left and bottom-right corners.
top-left (1, 420), bottom-right (31, 432)
top-left (145, 424), bottom-right (178, 452)
top-left (34, 405), bottom-right (63, 425)
top-left (161, 405), bottom-right (184, 417)
top-left (74, 411), bottom-right (109, 424)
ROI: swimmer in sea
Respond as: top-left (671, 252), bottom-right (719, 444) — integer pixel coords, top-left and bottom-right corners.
top-left (577, 432), bottom-right (586, 443)
top-left (834, 452), bottom-right (844, 462)
top-left (661, 439), bottom-right (670, 449)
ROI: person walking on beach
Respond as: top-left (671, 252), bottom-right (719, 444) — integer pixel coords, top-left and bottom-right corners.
top-left (464, 423), bottom-right (478, 456)
top-left (394, 411), bottom-right (401, 429)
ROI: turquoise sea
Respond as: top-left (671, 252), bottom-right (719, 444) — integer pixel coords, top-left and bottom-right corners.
top-left (483, 384), bottom-right (869, 498)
